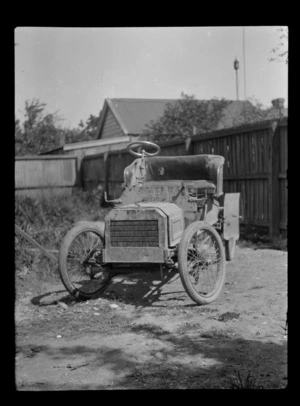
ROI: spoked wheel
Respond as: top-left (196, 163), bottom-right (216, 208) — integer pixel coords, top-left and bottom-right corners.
top-left (225, 237), bottom-right (236, 261)
top-left (59, 222), bottom-right (112, 300)
top-left (178, 221), bottom-right (226, 305)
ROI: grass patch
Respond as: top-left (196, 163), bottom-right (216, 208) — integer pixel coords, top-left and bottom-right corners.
top-left (175, 322), bottom-right (202, 335)
top-left (239, 224), bottom-right (287, 251)
top-left (125, 364), bottom-right (209, 390)
top-left (130, 323), bottom-right (170, 338)
top-left (226, 370), bottom-right (264, 389)
top-left (15, 190), bottom-right (110, 280)
top-left (200, 328), bottom-right (240, 339)
top-left (238, 238), bottom-right (287, 251)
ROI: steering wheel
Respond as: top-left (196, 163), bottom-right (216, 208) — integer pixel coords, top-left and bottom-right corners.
top-left (127, 141), bottom-right (161, 157)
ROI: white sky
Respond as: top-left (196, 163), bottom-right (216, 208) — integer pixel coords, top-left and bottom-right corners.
top-left (15, 26), bottom-right (288, 128)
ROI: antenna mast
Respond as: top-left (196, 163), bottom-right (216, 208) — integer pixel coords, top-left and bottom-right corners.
top-left (243, 27), bottom-right (247, 100)
top-left (233, 57), bottom-right (240, 101)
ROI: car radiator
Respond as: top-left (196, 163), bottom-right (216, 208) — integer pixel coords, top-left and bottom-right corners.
top-left (110, 220), bottom-right (159, 247)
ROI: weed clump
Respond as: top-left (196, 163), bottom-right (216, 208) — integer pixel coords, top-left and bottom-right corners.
top-left (227, 370), bottom-right (264, 389)
top-left (15, 190), bottom-right (110, 278)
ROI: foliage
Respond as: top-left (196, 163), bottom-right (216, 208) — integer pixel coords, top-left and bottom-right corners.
top-left (15, 99), bottom-right (100, 156)
top-left (15, 99), bottom-right (64, 155)
top-left (15, 117), bottom-right (23, 140)
top-left (63, 114), bottom-right (100, 145)
top-left (78, 114), bottom-right (100, 140)
top-left (230, 97), bottom-right (274, 128)
top-left (227, 370), bottom-right (264, 389)
top-left (142, 93), bottom-right (231, 142)
top-left (142, 93), bottom-right (274, 142)
top-left (15, 191), bottom-right (110, 275)
top-left (269, 27), bottom-right (288, 64)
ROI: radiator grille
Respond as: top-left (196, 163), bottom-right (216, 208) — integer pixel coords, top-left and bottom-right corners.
top-left (110, 220), bottom-right (159, 247)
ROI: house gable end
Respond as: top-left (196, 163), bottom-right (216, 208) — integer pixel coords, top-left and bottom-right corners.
top-left (97, 106), bottom-right (126, 139)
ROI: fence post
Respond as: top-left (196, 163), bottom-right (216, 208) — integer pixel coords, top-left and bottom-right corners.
top-left (76, 154), bottom-right (83, 187)
top-left (103, 151), bottom-right (109, 198)
top-left (268, 121), bottom-right (280, 238)
top-left (271, 121), bottom-right (283, 238)
top-left (185, 135), bottom-right (192, 154)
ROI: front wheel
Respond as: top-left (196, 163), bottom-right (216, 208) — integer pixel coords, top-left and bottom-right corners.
top-left (59, 222), bottom-right (112, 300)
top-left (178, 221), bottom-right (226, 305)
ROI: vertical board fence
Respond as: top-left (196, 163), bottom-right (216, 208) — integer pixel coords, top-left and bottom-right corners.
top-left (192, 123), bottom-right (275, 230)
top-left (15, 155), bottom-right (79, 198)
top-left (81, 119), bottom-right (287, 237)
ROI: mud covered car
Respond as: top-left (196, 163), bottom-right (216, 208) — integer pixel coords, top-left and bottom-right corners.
top-left (59, 141), bottom-right (240, 305)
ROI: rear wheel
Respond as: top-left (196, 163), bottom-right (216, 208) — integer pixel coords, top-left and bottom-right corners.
top-left (59, 222), bottom-right (111, 300)
top-left (178, 221), bottom-right (226, 305)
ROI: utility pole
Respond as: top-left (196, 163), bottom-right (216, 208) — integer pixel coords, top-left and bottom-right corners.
top-left (234, 57), bottom-right (240, 101)
top-left (100, 69), bottom-right (104, 106)
top-left (243, 27), bottom-right (247, 100)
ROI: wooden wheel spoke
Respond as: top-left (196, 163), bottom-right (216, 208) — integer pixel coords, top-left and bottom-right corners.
top-left (72, 237), bottom-right (88, 258)
top-left (85, 233), bottom-right (100, 252)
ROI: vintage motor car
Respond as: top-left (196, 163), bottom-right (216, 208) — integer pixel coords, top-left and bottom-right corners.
top-left (59, 141), bottom-right (240, 305)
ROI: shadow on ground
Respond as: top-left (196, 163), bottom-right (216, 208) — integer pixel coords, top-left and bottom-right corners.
top-left (31, 290), bottom-right (77, 306)
top-left (30, 268), bottom-right (191, 309)
top-left (104, 268), bottom-right (191, 307)
top-left (17, 322), bottom-right (288, 390)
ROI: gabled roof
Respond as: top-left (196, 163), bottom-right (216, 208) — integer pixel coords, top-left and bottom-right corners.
top-left (96, 98), bottom-right (176, 138)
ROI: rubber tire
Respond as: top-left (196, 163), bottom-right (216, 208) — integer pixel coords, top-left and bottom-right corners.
top-left (225, 238), bottom-right (236, 261)
top-left (178, 221), bottom-right (226, 305)
top-left (59, 221), bottom-right (111, 300)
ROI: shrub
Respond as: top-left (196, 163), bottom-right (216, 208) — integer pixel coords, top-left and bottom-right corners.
top-left (15, 191), bottom-right (110, 277)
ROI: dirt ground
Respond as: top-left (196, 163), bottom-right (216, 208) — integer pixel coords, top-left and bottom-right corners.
top-left (15, 243), bottom-right (288, 390)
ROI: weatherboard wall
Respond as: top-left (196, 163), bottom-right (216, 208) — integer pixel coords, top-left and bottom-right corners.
top-left (100, 109), bottom-right (125, 139)
top-left (15, 155), bottom-right (78, 198)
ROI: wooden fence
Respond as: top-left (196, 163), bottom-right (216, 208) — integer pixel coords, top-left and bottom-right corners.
top-left (81, 118), bottom-right (287, 237)
top-left (15, 155), bottom-right (79, 198)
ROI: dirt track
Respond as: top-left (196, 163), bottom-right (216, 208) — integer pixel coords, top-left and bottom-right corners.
top-left (15, 244), bottom-right (287, 390)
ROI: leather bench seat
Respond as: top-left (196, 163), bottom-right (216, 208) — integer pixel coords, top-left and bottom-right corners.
top-left (145, 154), bottom-right (224, 187)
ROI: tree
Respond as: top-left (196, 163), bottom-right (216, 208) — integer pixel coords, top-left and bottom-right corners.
top-left (230, 97), bottom-right (274, 128)
top-left (79, 114), bottom-right (100, 140)
top-left (270, 27), bottom-right (288, 64)
top-left (15, 99), bottom-right (101, 155)
top-left (15, 117), bottom-right (23, 142)
top-left (142, 93), bottom-right (277, 143)
top-left (143, 93), bottom-right (231, 142)
top-left (15, 99), bottom-right (64, 155)
top-left (65, 113), bottom-right (100, 144)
